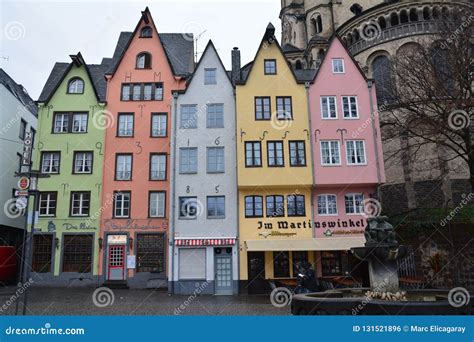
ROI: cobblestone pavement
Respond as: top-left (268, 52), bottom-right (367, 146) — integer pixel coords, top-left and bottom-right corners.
top-left (0, 287), bottom-right (290, 316)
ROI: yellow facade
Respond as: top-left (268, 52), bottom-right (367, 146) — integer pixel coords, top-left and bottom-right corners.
top-left (236, 29), bottom-right (314, 288)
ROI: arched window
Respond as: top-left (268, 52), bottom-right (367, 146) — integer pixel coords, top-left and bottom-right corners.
top-left (441, 7), bottom-right (449, 20)
top-left (371, 55), bottom-right (394, 105)
top-left (316, 15), bottom-right (323, 33)
top-left (432, 7), bottom-right (440, 20)
top-left (390, 13), bottom-right (399, 26)
top-left (353, 29), bottom-right (360, 42)
top-left (423, 7), bottom-right (430, 20)
top-left (295, 60), bottom-right (302, 70)
top-left (409, 9), bottom-right (418, 22)
top-left (67, 78), bottom-right (84, 94)
top-left (378, 16), bottom-right (387, 30)
top-left (400, 10), bottom-right (409, 24)
top-left (136, 52), bottom-right (151, 69)
top-left (140, 26), bottom-right (152, 38)
top-left (431, 46), bottom-right (453, 94)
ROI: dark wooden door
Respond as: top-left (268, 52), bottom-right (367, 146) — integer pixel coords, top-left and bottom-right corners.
top-left (247, 252), bottom-right (267, 294)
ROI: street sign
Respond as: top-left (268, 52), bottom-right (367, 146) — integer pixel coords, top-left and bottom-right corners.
top-left (15, 197), bottom-right (27, 211)
top-left (17, 177), bottom-right (30, 190)
top-left (21, 131), bottom-right (33, 166)
top-left (14, 190), bottom-right (29, 197)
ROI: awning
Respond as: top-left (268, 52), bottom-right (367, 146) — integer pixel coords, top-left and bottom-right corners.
top-left (244, 237), bottom-right (365, 252)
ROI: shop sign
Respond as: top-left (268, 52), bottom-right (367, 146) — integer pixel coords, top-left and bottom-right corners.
top-left (104, 219), bottom-right (165, 231)
top-left (21, 132), bottom-right (33, 166)
top-left (257, 220), bottom-right (312, 230)
top-left (18, 177), bottom-right (30, 190)
top-left (259, 231), bottom-right (297, 238)
top-left (314, 218), bottom-right (367, 229)
top-left (107, 235), bottom-right (127, 245)
top-left (63, 222), bottom-right (98, 231)
top-left (175, 239), bottom-right (236, 246)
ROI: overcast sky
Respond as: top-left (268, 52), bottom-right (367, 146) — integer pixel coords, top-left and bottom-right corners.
top-left (0, 0), bottom-right (282, 100)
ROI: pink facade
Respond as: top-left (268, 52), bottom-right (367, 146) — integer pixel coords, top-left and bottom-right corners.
top-left (309, 37), bottom-right (385, 240)
top-left (99, 9), bottom-right (187, 285)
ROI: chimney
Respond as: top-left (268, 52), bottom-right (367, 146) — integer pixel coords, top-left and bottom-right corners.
top-left (231, 47), bottom-right (241, 84)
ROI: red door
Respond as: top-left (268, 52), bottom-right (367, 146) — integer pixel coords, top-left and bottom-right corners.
top-left (107, 245), bottom-right (125, 281)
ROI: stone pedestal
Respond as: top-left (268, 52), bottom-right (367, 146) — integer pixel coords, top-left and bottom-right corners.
top-left (368, 258), bottom-right (400, 293)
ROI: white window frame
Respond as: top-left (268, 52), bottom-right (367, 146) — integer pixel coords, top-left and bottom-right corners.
top-left (70, 192), bottom-right (90, 217)
top-left (204, 68), bottom-right (217, 85)
top-left (39, 192), bottom-right (56, 217)
top-left (114, 192), bottom-right (130, 218)
top-left (72, 113), bottom-right (88, 133)
top-left (118, 114), bottom-right (134, 137)
top-left (317, 194), bottom-right (338, 216)
top-left (116, 155), bottom-right (132, 180)
top-left (332, 58), bottom-right (345, 73)
top-left (179, 148), bottom-right (198, 174)
top-left (345, 193), bottom-right (364, 215)
top-left (41, 152), bottom-right (60, 174)
top-left (320, 140), bottom-right (341, 166)
top-left (74, 152), bottom-right (93, 174)
top-left (151, 113), bottom-right (167, 137)
top-left (207, 147), bottom-right (225, 173)
top-left (320, 96), bottom-right (338, 119)
top-left (342, 96), bottom-right (359, 119)
top-left (150, 154), bottom-right (167, 180)
top-left (149, 192), bottom-right (165, 218)
top-left (346, 140), bottom-right (367, 165)
top-left (180, 105), bottom-right (198, 129)
top-left (54, 113), bottom-right (69, 133)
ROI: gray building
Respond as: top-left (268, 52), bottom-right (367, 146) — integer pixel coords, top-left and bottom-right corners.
top-left (170, 41), bottom-right (238, 295)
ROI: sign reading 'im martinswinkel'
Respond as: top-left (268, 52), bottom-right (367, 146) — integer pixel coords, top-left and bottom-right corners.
top-left (21, 131), bottom-right (33, 166)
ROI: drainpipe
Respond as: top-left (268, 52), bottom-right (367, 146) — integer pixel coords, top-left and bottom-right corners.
top-left (233, 86), bottom-right (240, 295)
top-left (169, 92), bottom-right (179, 295)
top-left (367, 80), bottom-right (382, 186)
top-left (305, 82), bottom-right (316, 239)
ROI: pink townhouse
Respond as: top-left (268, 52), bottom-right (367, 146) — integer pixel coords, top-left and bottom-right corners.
top-left (99, 8), bottom-right (193, 288)
top-left (309, 37), bottom-right (385, 284)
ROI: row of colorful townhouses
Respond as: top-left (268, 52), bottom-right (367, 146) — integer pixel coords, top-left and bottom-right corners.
top-left (29, 8), bottom-right (385, 294)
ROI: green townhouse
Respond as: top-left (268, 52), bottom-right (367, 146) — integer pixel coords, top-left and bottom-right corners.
top-left (31, 53), bottom-right (108, 285)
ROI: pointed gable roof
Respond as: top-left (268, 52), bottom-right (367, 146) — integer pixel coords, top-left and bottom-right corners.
top-left (37, 52), bottom-right (106, 104)
top-left (106, 7), bottom-right (194, 77)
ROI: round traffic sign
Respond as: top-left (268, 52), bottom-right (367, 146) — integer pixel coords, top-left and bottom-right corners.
top-left (15, 197), bottom-right (27, 210)
top-left (18, 177), bottom-right (30, 190)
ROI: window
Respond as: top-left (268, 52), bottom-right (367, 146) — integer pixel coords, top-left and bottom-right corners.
top-left (114, 192), bottom-right (131, 218)
top-left (207, 147), bottom-right (225, 173)
top-left (287, 195), bottom-right (305, 217)
top-left (39, 192), bottom-right (57, 217)
top-left (204, 68), bottom-right (217, 85)
top-left (73, 152), bottom-right (93, 174)
top-left (180, 105), bottom-right (197, 129)
top-left (179, 148), bottom-right (198, 174)
top-left (245, 196), bottom-right (263, 218)
top-left (207, 104), bottom-right (224, 128)
top-left (321, 96), bottom-right (337, 119)
top-left (289, 141), bottom-right (306, 166)
top-left (245, 142), bottom-right (262, 167)
top-left (317, 194), bottom-right (338, 215)
top-left (136, 52), bottom-right (151, 69)
top-left (266, 195), bottom-right (284, 217)
top-left (17, 153), bottom-right (22, 173)
top-left (140, 26), bottom-right (152, 38)
top-left (53, 112), bottom-right (88, 133)
top-left (31, 234), bottom-right (53, 273)
top-left (179, 197), bottom-right (199, 219)
top-left (292, 251), bottom-right (308, 277)
top-left (117, 113), bottom-right (134, 137)
top-left (150, 154), bottom-right (167, 180)
top-left (62, 235), bottom-right (93, 273)
top-left (320, 141), bottom-right (340, 165)
top-left (267, 141), bottom-right (284, 167)
top-left (342, 96), bottom-right (358, 118)
top-left (332, 59), bottom-right (345, 73)
top-left (115, 154), bottom-right (132, 180)
top-left (264, 59), bottom-right (277, 75)
top-left (372, 55), bottom-right (394, 105)
top-left (41, 152), bottom-right (60, 174)
top-left (137, 234), bottom-right (165, 273)
top-left (276, 97), bottom-right (293, 120)
top-left (151, 113), bottom-right (167, 137)
top-left (207, 196), bottom-right (225, 219)
top-left (179, 248), bottom-right (206, 279)
top-left (149, 192), bottom-right (165, 218)
top-left (121, 83), bottom-right (163, 101)
top-left (30, 127), bottom-right (36, 144)
top-left (321, 251), bottom-right (342, 276)
top-left (70, 192), bottom-right (90, 217)
top-left (273, 252), bottom-right (290, 278)
top-left (345, 193), bottom-right (364, 214)
top-left (255, 97), bottom-right (271, 120)
top-left (19, 119), bottom-right (27, 140)
top-left (346, 140), bottom-right (366, 165)
top-left (72, 113), bottom-right (88, 132)
top-left (67, 78), bottom-right (84, 94)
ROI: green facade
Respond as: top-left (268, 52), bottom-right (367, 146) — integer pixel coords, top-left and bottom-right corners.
top-left (33, 63), bottom-right (105, 277)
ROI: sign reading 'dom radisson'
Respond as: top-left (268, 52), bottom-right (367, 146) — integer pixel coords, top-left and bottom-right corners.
top-left (257, 218), bottom-right (367, 230)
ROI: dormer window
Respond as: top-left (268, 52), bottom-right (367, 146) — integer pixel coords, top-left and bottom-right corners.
top-left (264, 59), bottom-right (277, 75)
top-left (332, 59), bottom-right (345, 73)
top-left (67, 78), bottom-right (84, 94)
top-left (140, 26), bottom-right (152, 38)
top-left (136, 52), bottom-right (151, 69)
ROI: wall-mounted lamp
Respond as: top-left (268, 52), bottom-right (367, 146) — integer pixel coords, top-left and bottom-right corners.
top-left (54, 238), bottom-right (60, 250)
top-left (129, 237), bottom-right (134, 250)
top-left (98, 237), bottom-right (103, 250)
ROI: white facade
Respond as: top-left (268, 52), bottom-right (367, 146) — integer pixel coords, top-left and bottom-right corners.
top-left (171, 42), bottom-right (238, 295)
top-left (0, 82), bottom-right (37, 231)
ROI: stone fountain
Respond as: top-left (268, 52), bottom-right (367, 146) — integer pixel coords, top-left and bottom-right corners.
top-left (291, 217), bottom-right (473, 315)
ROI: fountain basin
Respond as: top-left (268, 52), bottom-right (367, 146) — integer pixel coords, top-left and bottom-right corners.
top-left (291, 288), bottom-right (473, 315)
